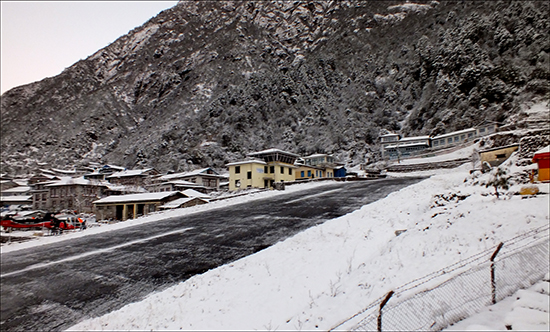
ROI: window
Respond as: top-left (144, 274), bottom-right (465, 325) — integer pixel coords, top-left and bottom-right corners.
top-left (280, 166), bottom-right (284, 174)
top-left (270, 166), bottom-right (275, 173)
top-left (461, 135), bottom-right (465, 140)
top-left (480, 128), bottom-right (486, 133)
top-left (235, 180), bottom-right (241, 188)
top-left (496, 153), bottom-right (506, 158)
top-left (235, 166), bottom-right (241, 174)
top-left (468, 133), bottom-right (474, 138)
top-left (307, 170), bottom-right (311, 177)
top-left (247, 171), bottom-right (252, 179)
top-left (454, 136), bottom-right (459, 142)
top-left (301, 171), bottom-right (304, 177)
top-left (434, 141), bottom-right (439, 146)
top-left (448, 138), bottom-right (452, 143)
top-left (264, 166), bottom-right (268, 173)
top-left (289, 168), bottom-right (292, 175)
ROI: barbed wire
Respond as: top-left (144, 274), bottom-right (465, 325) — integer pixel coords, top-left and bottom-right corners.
top-left (330, 225), bottom-right (549, 331)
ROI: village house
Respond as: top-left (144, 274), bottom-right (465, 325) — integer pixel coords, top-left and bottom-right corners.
top-left (0, 174), bottom-right (19, 192)
top-left (93, 191), bottom-right (187, 221)
top-left (384, 136), bottom-right (432, 159)
top-left (29, 181), bottom-right (50, 211)
top-left (28, 173), bottom-right (59, 185)
top-left (157, 189), bottom-right (212, 210)
top-left (431, 128), bottom-right (477, 149)
top-left (379, 133), bottom-right (401, 158)
top-left (158, 196), bottom-right (209, 210)
top-left (227, 148), bottom-right (299, 191)
top-left (301, 153), bottom-right (340, 178)
top-left (101, 182), bottom-right (148, 196)
top-left (0, 195), bottom-right (33, 208)
top-left (106, 168), bottom-right (159, 187)
top-left (83, 165), bottom-right (131, 181)
top-left (479, 144), bottom-right (520, 168)
top-left (83, 171), bottom-right (107, 181)
top-left (381, 122), bottom-right (499, 160)
top-left (149, 168), bottom-right (225, 192)
top-left (295, 164), bottom-right (333, 180)
top-left (226, 160), bottom-right (268, 191)
top-left (1, 185), bottom-right (31, 197)
top-left (532, 146), bottom-right (550, 182)
top-left (147, 180), bottom-right (207, 193)
top-left (44, 177), bottom-right (108, 213)
top-left (334, 166), bottom-right (347, 178)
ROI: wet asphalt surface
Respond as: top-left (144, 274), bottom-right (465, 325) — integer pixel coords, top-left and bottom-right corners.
top-left (0, 177), bottom-right (423, 331)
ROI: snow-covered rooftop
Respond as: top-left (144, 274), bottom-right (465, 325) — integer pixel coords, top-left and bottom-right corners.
top-left (103, 183), bottom-right (147, 193)
top-left (39, 169), bottom-right (56, 175)
top-left (51, 168), bottom-right (77, 174)
top-left (93, 191), bottom-right (181, 204)
top-left (107, 168), bottom-right (154, 178)
top-left (45, 177), bottom-right (97, 187)
top-left (0, 195), bottom-right (32, 202)
top-left (184, 168), bottom-right (220, 176)
top-left (181, 189), bottom-right (211, 200)
top-left (165, 180), bottom-right (203, 187)
top-left (226, 160), bottom-right (267, 166)
top-left (157, 168), bottom-right (221, 181)
top-left (248, 148), bottom-right (300, 158)
top-left (385, 141), bottom-right (430, 149)
top-left (433, 128), bottom-right (477, 139)
top-left (1, 186), bottom-right (31, 193)
top-left (159, 197), bottom-right (208, 209)
top-left (303, 153), bottom-right (332, 159)
top-left (534, 145), bottom-right (550, 155)
top-left (398, 135), bottom-right (431, 142)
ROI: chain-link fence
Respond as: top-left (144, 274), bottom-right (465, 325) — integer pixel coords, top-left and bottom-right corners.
top-left (331, 225), bottom-right (550, 331)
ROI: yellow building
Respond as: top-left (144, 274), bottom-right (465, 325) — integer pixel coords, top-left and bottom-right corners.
top-left (226, 160), bottom-right (268, 191)
top-left (226, 149), bottom-right (299, 191)
top-left (295, 165), bottom-right (335, 180)
top-left (295, 153), bottom-right (336, 179)
top-left (480, 144), bottom-right (519, 167)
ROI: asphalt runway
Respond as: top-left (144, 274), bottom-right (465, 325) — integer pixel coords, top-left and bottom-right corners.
top-left (0, 177), bottom-right (424, 331)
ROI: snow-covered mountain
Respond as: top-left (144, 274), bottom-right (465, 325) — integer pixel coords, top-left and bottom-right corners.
top-left (1, 0), bottom-right (548, 174)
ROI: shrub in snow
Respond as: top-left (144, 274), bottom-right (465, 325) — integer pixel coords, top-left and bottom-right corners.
top-left (485, 167), bottom-right (510, 199)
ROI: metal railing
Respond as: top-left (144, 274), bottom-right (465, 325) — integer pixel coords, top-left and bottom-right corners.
top-left (331, 225), bottom-right (550, 331)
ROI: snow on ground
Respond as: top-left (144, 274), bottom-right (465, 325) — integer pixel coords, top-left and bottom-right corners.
top-left (66, 156), bottom-right (549, 331)
top-left (444, 274), bottom-right (550, 331)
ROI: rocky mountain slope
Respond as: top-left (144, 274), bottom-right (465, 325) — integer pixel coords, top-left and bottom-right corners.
top-left (1, 0), bottom-right (548, 174)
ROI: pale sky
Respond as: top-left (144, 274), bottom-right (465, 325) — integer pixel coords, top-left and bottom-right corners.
top-left (1, 1), bottom-right (178, 94)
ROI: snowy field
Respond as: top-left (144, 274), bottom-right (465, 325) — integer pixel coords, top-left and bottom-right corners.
top-left (444, 274), bottom-right (549, 331)
top-left (58, 154), bottom-right (549, 331)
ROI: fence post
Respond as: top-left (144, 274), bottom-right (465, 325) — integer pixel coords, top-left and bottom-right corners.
top-left (377, 291), bottom-right (394, 332)
top-left (490, 242), bottom-right (504, 304)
